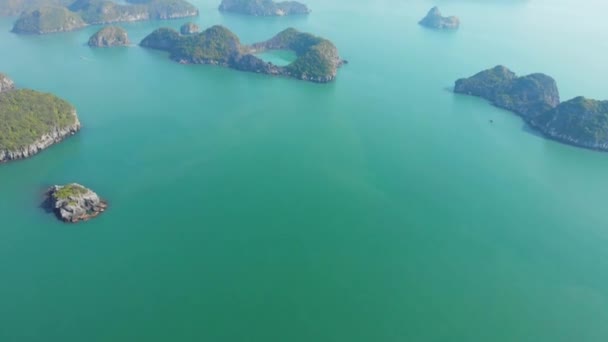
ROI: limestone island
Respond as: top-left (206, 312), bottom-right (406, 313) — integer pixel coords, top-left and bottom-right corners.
top-left (0, 0), bottom-right (71, 16)
top-left (88, 26), bottom-right (130, 47)
top-left (12, 0), bottom-right (199, 34)
top-left (0, 73), bottom-right (81, 163)
top-left (45, 184), bottom-right (108, 223)
top-left (419, 6), bottom-right (460, 30)
top-left (455, 66), bottom-right (608, 151)
top-left (219, 0), bottom-right (310, 16)
top-left (180, 22), bottom-right (199, 35)
top-left (140, 26), bottom-right (346, 83)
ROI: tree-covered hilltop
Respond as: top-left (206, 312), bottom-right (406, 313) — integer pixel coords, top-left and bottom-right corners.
top-left (12, 0), bottom-right (198, 34)
top-left (12, 6), bottom-right (87, 34)
top-left (419, 7), bottom-right (460, 30)
top-left (0, 81), bottom-right (81, 162)
top-left (530, 97), bottom-right (608, 150)
top-left (455, 66), bottom-right (608, 152)
top-left (140, 26), bottom-right (345, 83)
top-left (141, 25), bottom-right (242, 64)
top-left (454, 65), bottom-right (560, 118)
top-left (88, 26), bottom-right (130, 47)
top-left (250, 28), bottom-right (344, 82)
top-left (219, 0), bottom-right (310, 16)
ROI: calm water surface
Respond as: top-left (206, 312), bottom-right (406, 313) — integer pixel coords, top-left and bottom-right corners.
top-left (1, 0), bottom-right (608, 340)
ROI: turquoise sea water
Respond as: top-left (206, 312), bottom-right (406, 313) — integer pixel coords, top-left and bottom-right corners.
top-left (1, 0), bottom-right (608, 340)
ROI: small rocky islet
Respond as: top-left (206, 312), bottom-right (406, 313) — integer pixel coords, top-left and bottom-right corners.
top-left (455, 66), bottom-right (608, 151)
top-left (218, 0), bottom-right (310, 16)
top-left (140, 26), bottom-right (345, 83)
top-left (11, 0), bottom-right (199, 34)
top-left (419, 6), bottom-right (460, 30)
top-left (45, 184), bottom-right (108, 223)
top-left (88, 26), bottom-right (130, 47)
top-left (180, 22), bottom-right (199, 35)
top-left (0, 73), bottom-right (81, 163)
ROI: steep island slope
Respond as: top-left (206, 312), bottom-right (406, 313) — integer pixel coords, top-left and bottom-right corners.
top-left (455, 66), bottom-right (608, 151)
top-left (88, 26), bottom-right (130, 47)
top-left (219, 0), bottom-right (310, 16)
top-left (0, 74), bottom-right (80, 163)
top-left (12, 0), bottom-right (198, 34)
top-left (0, 0), bottom-right (72, 16)
top-left (140, 26), bottom-right (345, 83)
top-left (419, 6), bottom-right (460, 30)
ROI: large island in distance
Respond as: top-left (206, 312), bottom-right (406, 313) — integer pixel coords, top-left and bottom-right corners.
top-left (140, 26), bottom-right (345, 83)
top-left (219, 0), bottom-right (310, 16)
top-left (11, 0), bottom-right (199, 34)
top-left (0, 0), bottom-right (71, 16)
top-left (455, 66), bottom-right (608, 151)
top-left (0, 73), bottom-right (81, 163)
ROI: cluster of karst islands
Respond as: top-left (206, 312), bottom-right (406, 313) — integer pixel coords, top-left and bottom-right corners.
top-left (1, 1), bottom-right (607, 223)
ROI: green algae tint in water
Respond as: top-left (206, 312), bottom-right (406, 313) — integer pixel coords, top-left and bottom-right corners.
top-left (1, 0), bottom-right (608, 341)
top-left (255, 50), bottom-right (297, 66)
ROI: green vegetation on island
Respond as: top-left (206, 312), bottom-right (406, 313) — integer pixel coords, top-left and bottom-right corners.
top-left (0, 74), bottom-right (80, 162)
top-left (455, 66), bottom-right (608, 151)
top-left (530, 97), bottom-right (608, 150)
top-left (12, 5), bottom-right (87, 34)
top-left (250, 28), bottom-right (343, 82)
top-left (454, 65), bottom-right (560, 118)
top-left (52, 183), bottom-right (89, 200)
top-left (88, 26), bottom-right (130, 47)
top-left (419, 6), bottom-right (460, 30)
top-left (0, 0), bottom-right (72, 16)
top-left (219, 0), bottom-right (310, 16)
top-left (140, 26), bottom-right (345, 83)
top-left (12, 0), bottom-right (198, 34)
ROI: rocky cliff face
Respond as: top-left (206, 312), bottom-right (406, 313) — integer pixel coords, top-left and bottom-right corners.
top-left (219, 0), bottom-right (310, 16)
top-left (88, 26), bottom-right (130, 47)
top-left (454, 65), bottom-right (560, 118)
top-left (419, 6), bottom-right (460, 30)
top-left (0, 74), bottom-right (15, 93)
top-left (0, 113), bottom-right (81, 163)
top-left (0, 75), bottom-right (81, 163)
top-left (180, 22), bottom-right (199, 35)
top-left (46, 184), bottom-right (107, 223)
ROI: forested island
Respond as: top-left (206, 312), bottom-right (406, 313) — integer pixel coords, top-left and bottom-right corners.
top-left (219, 0), bottom-right (310, 16)
top-left (0, 73), bottom-right (81, 163)
top-left (10, 0), bottom-right (199, 34)
top-left (140, 26), bottom-right (345, 83)
top-left (455, 66), bottom-right (608, 151)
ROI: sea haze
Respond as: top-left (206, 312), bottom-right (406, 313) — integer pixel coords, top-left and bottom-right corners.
top-left (0, 0), bottom-right (607, 341)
